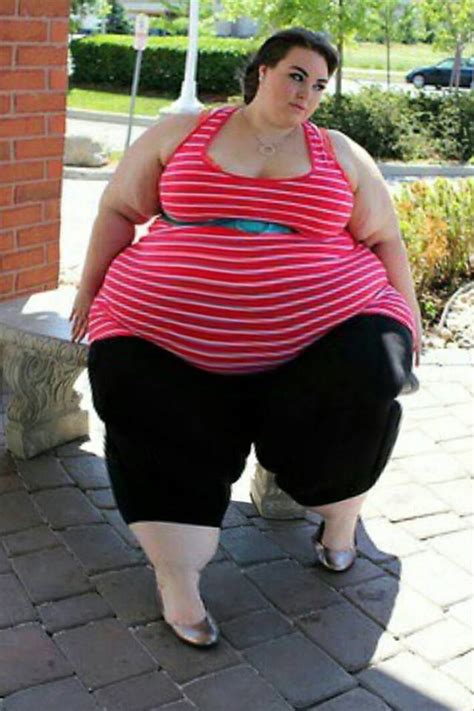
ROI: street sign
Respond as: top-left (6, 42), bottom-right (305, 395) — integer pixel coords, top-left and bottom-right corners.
top-left (134, 13), bottom-right (149, 51)
top-left (126, 13), bottom-right (150, 150)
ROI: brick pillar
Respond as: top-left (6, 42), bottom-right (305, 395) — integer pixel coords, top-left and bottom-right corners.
top-left (0, 0), bottom-right (70, 300)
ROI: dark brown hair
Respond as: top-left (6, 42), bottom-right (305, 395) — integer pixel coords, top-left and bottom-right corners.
top-left (241, 27), bottom-right (339, 105)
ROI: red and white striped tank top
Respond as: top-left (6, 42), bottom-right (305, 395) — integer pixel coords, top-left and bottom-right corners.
top-left (88, 105), bottom-right (415, 373)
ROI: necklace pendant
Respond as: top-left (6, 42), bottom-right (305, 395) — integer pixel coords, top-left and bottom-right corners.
top-left (259, 144), bottom-right (276, 157)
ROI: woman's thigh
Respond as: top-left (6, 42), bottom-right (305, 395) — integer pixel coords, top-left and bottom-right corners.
top-left (88, 336), bottom-right (254, 478)
top-left (254, 315), bottom-right (413, 505)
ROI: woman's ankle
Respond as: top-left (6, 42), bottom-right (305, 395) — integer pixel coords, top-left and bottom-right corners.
top-left (321, 516), bottom-right (358, 551)
top-left (156, 570), bottom-right (206, 625)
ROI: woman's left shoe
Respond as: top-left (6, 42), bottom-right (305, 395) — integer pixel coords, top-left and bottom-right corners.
top-left (311, 521), bottom-right (357, 572)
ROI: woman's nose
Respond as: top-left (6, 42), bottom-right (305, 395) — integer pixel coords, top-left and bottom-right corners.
top-left (297, 83), bottom-right (310, 100)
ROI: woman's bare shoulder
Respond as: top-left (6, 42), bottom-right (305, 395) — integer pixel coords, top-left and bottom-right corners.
top-left (153, 111), bottom-right (210, 164)
top-left (124, 112), bottom-right (205, 165)
top-left (326, 129), bottom-right (360, 192)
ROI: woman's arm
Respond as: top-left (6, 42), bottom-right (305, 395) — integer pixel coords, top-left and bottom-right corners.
top-left (70, 113), bottom-right (201, 342)
top-left (329, 130), bottom-right (422, 365)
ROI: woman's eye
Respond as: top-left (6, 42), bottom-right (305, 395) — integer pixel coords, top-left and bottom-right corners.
top-left (314, 84), bottom-right (326, 92)
top-left (290, 72), bottom-right (304, 82)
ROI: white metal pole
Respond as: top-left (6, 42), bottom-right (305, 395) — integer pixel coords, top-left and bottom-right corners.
top-left (164, 0), bottom-right (203, 114)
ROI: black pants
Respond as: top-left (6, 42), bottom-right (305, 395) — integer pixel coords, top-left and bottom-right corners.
top-left (88, 315), bottom-right (413, 527)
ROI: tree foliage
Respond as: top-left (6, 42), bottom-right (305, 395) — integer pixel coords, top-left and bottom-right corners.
top-left (71, 0), bottom-right (110, 17)
top-left (417, 0), bottom-right (473, 50)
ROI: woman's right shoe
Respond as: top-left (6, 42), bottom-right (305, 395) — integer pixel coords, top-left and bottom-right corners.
top-left (165, 610), bottom-right (220, 648)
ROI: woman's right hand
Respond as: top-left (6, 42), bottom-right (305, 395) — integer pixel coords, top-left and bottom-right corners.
top-left (69, 288), bottom-right (95, 343)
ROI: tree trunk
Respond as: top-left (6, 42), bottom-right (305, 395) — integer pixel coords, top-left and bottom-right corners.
top-left (336, 39), bottom-right (343, 98)
top-left (450, 40), bottom-right (462, 90)
top-left (386, 10), bottom-right (390, 89)
top-left (335, 0), bottom-right (344, 100)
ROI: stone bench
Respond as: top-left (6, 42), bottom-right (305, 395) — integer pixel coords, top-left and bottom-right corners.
top-left (0, 286), bottom-right (418, 519)
top-left (0, 287), bottom-right (88, 460)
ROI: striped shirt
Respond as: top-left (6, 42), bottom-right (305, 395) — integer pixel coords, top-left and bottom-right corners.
top-left (88, 106), bottom-right (415, 373)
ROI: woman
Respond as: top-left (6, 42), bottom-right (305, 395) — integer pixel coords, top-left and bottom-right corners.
top-left (70, 28), bottom-right (422, 648)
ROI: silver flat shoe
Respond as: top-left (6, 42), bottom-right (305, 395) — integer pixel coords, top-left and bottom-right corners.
top-left (165, 610), bottom-right (220, 648)
top-left (312, 521), bottom-right (357, 572)
top-left (156, 586), bottom-right (219, 648)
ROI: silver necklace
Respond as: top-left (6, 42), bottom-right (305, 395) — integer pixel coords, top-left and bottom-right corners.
top-left (241, 109), bottom-right (297, 157)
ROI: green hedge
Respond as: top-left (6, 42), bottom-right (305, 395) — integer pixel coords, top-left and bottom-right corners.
top-left (314, 88), bottom-right (474, 163)
top-left (70, 35), bottom-right (257, 96)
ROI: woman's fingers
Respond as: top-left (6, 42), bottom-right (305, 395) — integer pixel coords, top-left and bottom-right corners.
top-left (70, 313), bottom-right (88, 342)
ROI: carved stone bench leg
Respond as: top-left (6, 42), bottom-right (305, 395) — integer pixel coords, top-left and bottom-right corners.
top-left (250, 462), bottom-right (306, 519)
top-left (3, 343), bottom-right (88, 459)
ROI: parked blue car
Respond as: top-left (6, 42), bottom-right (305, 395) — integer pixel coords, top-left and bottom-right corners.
top-left (406, 57), bottom-right (474, 89)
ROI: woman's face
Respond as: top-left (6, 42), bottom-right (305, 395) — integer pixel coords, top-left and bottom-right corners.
top-left (257, 46), bottom-right (329, 125)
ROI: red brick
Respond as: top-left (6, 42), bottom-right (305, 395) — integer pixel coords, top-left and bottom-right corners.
top-left (43, 199), bottom-right (60, 220)
top-left (0, 115), bottom-right (44, 138)
top-left (1, 246), bottom-right (44, 271)
top-left (15, 179), bottom-right (61, 202)
top-left (0, 69), bottom-right (44, 91)
top-left (17, 222), bottom-right (58, 246)
top-left (17, 45), bottom-right (68, 67)
top-left (50, 19), bottom-right (68, 43)
top-left (0, 47), bottom-right (13, 67)
top-left (15, 92), bottom-right (66, 113)
top-left (2, 203), bottom-right (41, 228)
top-left (49, 67), bottom-right (68, 91)
top-left (47, 113), bottom-right (65, 134)
top-left (0, 141), bottom-right (11, 161)
top-left (0, 0), bottom-right (17, 15)
top-left (0, 20), bottom-right (47, 42)
top-left (0, 94), bottom-right (11, 114)
top-left (0, 161), bottom-right (44, 184)
top-left (46, 159), bottom-right (63, 178)
top-left (46, 241), bottom-right (59, 264)
top-left (19, 0), bottom-right (69, 17)
top-left (0, 186), bottom-right (13, 206)
top-left (0, 231), bottom-right (15, 251)
top-left (17, 264), bottom-right (57, 289)
top-left (15, 136), bottom-right (63, 159)
top-left (0, 274), bottom-right (14, 295)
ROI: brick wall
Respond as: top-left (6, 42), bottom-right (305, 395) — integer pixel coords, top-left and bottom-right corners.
top-left (0, 0), bottom-right (69, 300)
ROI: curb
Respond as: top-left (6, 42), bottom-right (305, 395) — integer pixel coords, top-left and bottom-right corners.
top-left (67, 108), bottom-right (157, 126)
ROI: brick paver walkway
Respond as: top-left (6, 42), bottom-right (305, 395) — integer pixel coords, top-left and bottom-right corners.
top-left (0, 348), bottom-right (472, 710)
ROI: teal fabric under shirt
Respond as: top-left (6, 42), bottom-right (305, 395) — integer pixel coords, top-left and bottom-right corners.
top-left (160, 210), bottom-right (295, 234)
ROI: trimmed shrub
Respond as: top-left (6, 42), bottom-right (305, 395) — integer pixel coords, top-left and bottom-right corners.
top-left (70, 35), bottom-right (256, 96)
top-left (314, 88), bottom-right (474, 163)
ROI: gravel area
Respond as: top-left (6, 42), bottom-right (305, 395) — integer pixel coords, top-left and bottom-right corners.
top-left (424, 283), bottom-right (474, 350)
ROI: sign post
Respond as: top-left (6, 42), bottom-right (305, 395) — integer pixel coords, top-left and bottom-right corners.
top-left (125, 13), bottom-right (149, 151)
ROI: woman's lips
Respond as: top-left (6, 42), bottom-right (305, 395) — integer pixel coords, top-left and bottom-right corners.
top-left (290, 103), bottom-right (305, 111)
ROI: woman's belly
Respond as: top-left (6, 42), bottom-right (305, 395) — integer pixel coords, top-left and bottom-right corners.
top-left (88, 225), bottom-right (392, 372)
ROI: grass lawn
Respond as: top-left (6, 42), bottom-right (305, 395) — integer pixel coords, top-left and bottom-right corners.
top-left (67, 88), bottom-right (173, 115)
top-left (344, 41), bottom-right (473, 72)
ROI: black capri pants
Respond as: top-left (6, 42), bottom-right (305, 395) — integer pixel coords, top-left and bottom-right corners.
top-left (88, 315), bottom-right (413, 528)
